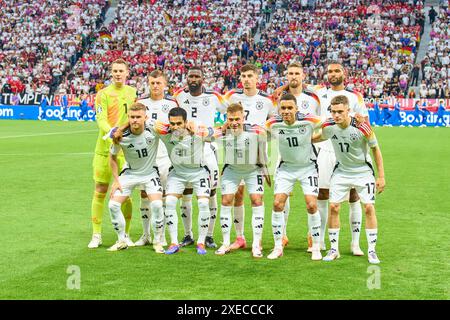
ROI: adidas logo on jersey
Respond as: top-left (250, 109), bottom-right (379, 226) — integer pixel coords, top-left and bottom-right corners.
top-left (278, 129), bottom-right (285, 134)
top-left (184, 99), bottom-right (189, 104)
top-left (127, 144), bottom-right (134, 148)
top-left (256, 187), bottom-right (263, 192)
top-left (332, 135), bottom-right (338, 140)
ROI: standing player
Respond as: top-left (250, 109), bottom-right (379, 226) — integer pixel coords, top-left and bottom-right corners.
top-left (223, 64), bottom-right (276, 251)
top-left (107, 103), bottom-right (165, 253)
top-left (214, 103), bottom-right (269, 258)
top-left (88, 58), bottom-right (137, 249)
top-left (173, 67), bottom-right (226, 249)
top-left (274, 62), bottom-right (321, 249)
top-left (78, 94), bottom-right (90, 121)
top-left (59, 94), bottom-right (69, 121)
top-left (157, 107), bottom-right (218, 255)
top-left (315, 95), bottom-right (385, 264)
top-left (311, 61), bottom-right (369, 256)
top-left (38, 96), bottom-right (50, 121)
top-left (134, 70), bottom-right (178, 247)
top-left (265, 94), bottom-right (323, 260)
top-left (434, 101), bottom-right (447, 127)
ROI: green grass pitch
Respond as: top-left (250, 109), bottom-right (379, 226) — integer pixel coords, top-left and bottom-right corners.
top-left (0, 120), bottom-right (449, 300)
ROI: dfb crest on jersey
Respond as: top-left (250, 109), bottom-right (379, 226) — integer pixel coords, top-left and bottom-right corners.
top-left (350, 133), bottom-right (359, 142)
top-left (256, 101), bottom-right (264, 110)
top-left (244, 138), bottom-right (250, 146)
top-left (146, 135), bottom-right (154, 145)
top-left (202, 98), bottom-right (210, 106)
top-left (162, 104), bottom-right (170, 113)
top-left (301, 101), bottom-right (309, 110)
top-left (298, 126), bottom-right (307, 134)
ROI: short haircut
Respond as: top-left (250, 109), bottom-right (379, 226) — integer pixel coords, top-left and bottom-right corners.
top-left (330, 95), bottom-right (349, 107)
top-left (287, 62), bottom-right (303, 69)
top-left (168, 107), bottom-right (187, 121)
top-left (279, 93), bottom-right (297, 105)
top-left (149, 69), bottom-right (167, 81)
top-left (111, 58), bottom-right (129, 70)
top-left (227, 102), bottom-right (244, 114)
top-left (240, 64), bottom-right (260, 74)
top-left (327, 60), bottom-right (344, 69)
top-left (129, 102), bottom-right (146, 112)
top-left (188, 66), bottom-right (203, 75)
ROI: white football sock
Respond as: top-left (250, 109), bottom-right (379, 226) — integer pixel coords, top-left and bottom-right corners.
top-left (197, 198), bottom-right (210, 245)
top-left (251, 205), bottom-right (265, 248)
top-left (165, 196), bottom-right (179, 245)
top-left (140, 198), bottom-right (151, 237)
top-left (207, 194), bottom-right (217, 237)
top-left (308, 211), bottom-right (321, 246)
top-left (317, 199), bottom-right (328, 244)
top-left (220, 205), bottom-right (232, 246)
top-left (283, 197), bottom-right (290, 236)
top-left (272, 211), bottom-right (284, 249)
top-left (366, 228), bottom-right (378, 253)
top-left (328, 228), bottom-right (340, 251)
top-left (234, 205), bottom-right (245, 237)
top-left (150, 200), bottom-right (164, 244)
top-left (350, 200), bottom-right (362, 246)
top-left (108, 200), bottom-right (126, 241)
top-left (181, 194), bottom-right (193, 238)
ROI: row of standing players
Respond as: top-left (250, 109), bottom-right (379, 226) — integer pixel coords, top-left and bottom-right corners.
top-left (87, 59), bottom-right (385, 264)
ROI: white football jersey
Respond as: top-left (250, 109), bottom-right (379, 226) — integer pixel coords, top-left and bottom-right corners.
top-left (312, 85), bottom-right (369, 151)
top-left (312, 85), bottom-right (368, 120)
top-left (174, 88), bottom-right (225, 127)
top-left (224, 89), bottom-right (276, 126)
top-left (266, 113), bottom-right (322, 167)
top-left (217, 124), bottom-right (266, 173)
top-left (294, 90), bottom-right (321, 116)
top-left (322, 118), bottom-right (377, 176)
top-left (138, 95), bottom-right (178, 159)
top-left (110, 126), bottom-right (159, 176)
top-left (154, 123), bottom-right (214, 173)
top-left (139, 95), bottom-right (178, 123)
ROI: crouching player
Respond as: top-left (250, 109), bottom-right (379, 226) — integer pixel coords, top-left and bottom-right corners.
top-left (214, 103), bottom-right (270, 258)
top-left (107, 103), bottom-right (165, 253)
top-left (315, 95), bottom-right (385, 264)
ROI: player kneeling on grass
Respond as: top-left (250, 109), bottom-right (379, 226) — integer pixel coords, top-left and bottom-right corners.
top-left (214, 103), bottom-right (270, 258)
top-left (314, 95), bottom-right (385, 264)
top-left (265, 93), bottom-right (323, 261)
top-left (107, 103), bottom-right (165, 253)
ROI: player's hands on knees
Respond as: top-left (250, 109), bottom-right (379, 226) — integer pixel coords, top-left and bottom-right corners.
top-left (111, 181), bottom-right (122, 197)
top-left (376, 177), bottom-right (385, 194)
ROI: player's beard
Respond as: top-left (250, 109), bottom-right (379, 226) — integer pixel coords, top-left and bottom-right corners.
top-left (289, 80), bottom-right (300, 88)
top-left (188, 82), bottom-right (201, 93)
top-left (329, 76), bottom-right (344, 86)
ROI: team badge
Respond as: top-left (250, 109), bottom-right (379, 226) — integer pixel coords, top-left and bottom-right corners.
top-left (256, 101), bottom-right (264, 110)
top-left (202, 98), bottom-right (210, 106)
top-left (244, 138), bottom-right (250, 146)
top-left (298, 126), bottom-right (307, 134)
top-left (97, 106), bottom-right (102, 114)
top-left (350, 133), bottom-right (359, 142)
top-left (162, 104), bottom-right (170, 113)
top-left (301, 101), bottom-right (309, 110)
